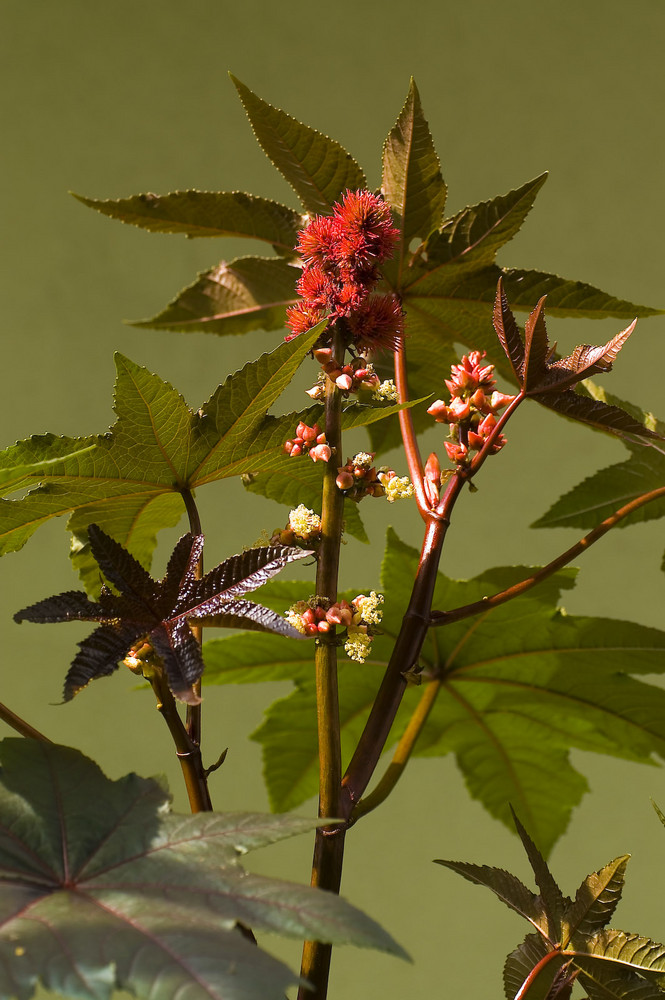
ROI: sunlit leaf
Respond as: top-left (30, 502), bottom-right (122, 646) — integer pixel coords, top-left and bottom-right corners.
top-left (231, 76), bottom-right (366, 215)
top-left (132, 255), bottom-right (299, 336)
top-left (73, 190), bottom-right (302, 253)
top-left (381, 78), bottom-right (447, 275)
top-left (0, 327), bottom-right (323, 587)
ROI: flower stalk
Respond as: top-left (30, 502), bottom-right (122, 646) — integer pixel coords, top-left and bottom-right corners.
top-left (298, 324), bottom-right (347, 1000)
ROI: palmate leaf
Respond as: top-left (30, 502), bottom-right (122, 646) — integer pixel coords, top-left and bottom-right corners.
top-left (381, 77), bottom-right (447, 279)
top-left (133, 255), bottom-right (299, 336)
top-left (0, 327), bottom-right (322, 584)
top-left (0, 740), bottom-right (406, 1000)
top-left (15, 527), bottom-right (310, 703)
top-left (201, 531), bottom-right (665, 850)
top-left (440, 822), bottom-right (665, 1000)
top-left (79, 78), bottom-right (660, 393)
top-left (503, 935), bottom-right (564, 1000)
top-left (72, 190), bottom-right (303, 252)
top-left (533, 388), bottom-right (665, 561)
top-left (231, 76), bottom-right (366, 215)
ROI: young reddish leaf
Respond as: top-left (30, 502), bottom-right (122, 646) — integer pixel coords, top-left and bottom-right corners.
top-left (440, 817), bottom-right (665, 999)
top-left (15, 526), bottom-right (311, 703)
top-left (231, 76), bottom-right (366, 215)
top-left (522, 296), bottom-right (550, 391)
top-left (493, 280), bottom-right (660, 440)
top-left (511, 809), bottom-right (570, 927)
top-left (73, 190), bottom-right (303, 253)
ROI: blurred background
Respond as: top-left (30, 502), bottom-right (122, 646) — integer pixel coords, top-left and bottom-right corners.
top-left (1, 1), bottom-right (664, 996)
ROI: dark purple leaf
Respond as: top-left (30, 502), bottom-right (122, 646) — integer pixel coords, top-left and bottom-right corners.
top-left (15, 526), bottom-right (312, 703)
top-left (14, 591), bottom-right (105, 624)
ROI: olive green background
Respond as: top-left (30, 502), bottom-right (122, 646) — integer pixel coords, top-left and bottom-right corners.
top-left (1, 1), bottom-right (664, 997)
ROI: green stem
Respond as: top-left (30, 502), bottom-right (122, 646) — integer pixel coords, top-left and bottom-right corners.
top-left (351, 678), bottom-right (441, 823)
top-left (0, 701), bottom-right (51, 742)
top-left (298, 326), bottom-right (346, 1000)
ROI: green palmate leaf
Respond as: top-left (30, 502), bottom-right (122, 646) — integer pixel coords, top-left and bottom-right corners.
top-left (231, 76), bottom-right (366, 215)
top-left (386, 529), bottom-right (665, 854)
top-left (252, 661), bottom-right (411, 812)
top-left (0, 327), bottom-right (323, 587)
top-left (206, 530), bottom-right (665, 847)
top-left (133, 255), bottom-right (299, 335)
top-left (381, 78), bottom-right (447, 277)
top-left (73, 190), bottom-right (303, 252)
top-left (411, 174), bottom-right (547, 279)
top-left (533, 389), bottom-right (665, 552)
top-left (0, 740), bottom-right (406, 1000)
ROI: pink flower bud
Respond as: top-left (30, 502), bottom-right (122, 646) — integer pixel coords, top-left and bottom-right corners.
top-left (317, 620), bottom-right (332, 633)
top-left (336, 374), bottom-right (353, 391)
top-left (468, 431), bottom-right (484, 451)
top-left (489, 391), bottom-right (516, 412)
top-left (310, 443), bottom-right (332, 462)
top-left (469, 389), bottom-right (488, 411)
top-left (336, 470), bottom-right (355, 490)
top-left (316, 433), bottom-right (328, 444)
top-left (427, 400), bottom-right (453, 423)
top-left (450, 397), bottom-right (471, 421)
top-left (306, 385), bottom-right (324, 399)
top-left (313, 348), bottom-right (333, 365)
top-left (478, 413), bottom-right (497, 437)
top-left (424, 452), bottom-right (441, 483)
top-left (444, 441), bottom-right (468, 463)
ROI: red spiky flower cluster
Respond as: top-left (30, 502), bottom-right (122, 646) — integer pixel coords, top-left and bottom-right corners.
top-left (286, 190), bottom-right (403, 353)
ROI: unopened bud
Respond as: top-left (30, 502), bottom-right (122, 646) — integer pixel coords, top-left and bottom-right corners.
top-left (310, 443), bottom-right (332, 463)
top-left (336, 470), bottom-right (355, 490)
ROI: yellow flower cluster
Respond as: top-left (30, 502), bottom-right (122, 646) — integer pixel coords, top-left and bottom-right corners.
top-left (344, 630), bottom-right (373, 663)
top-left (377, 472), bottom-right (414, 502)
top-left (288, 504), bottom-right (322, 539)
top-left (374, 379), bottom-right (399, 401)
top-left (352, 591), bottom-right (384, 626)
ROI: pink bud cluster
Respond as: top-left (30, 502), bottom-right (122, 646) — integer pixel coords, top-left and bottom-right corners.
top-left (336, 453), bottom-right (387, 500)
top-left (286, 190), bottom-right (403, 354)
top-left (305, 348), bottom-right (382, 400)
top-left (286, 592), bottom-right (381, 641)
top-left (283, 421), bottom-right (331, 462)
top-left (427, 351), bottom-right (515, 465)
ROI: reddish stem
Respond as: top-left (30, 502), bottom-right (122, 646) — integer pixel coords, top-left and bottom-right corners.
top-left (430, 483), bottom-right (665, 627)
top-left (394, 339), bottom-right (429, 518)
